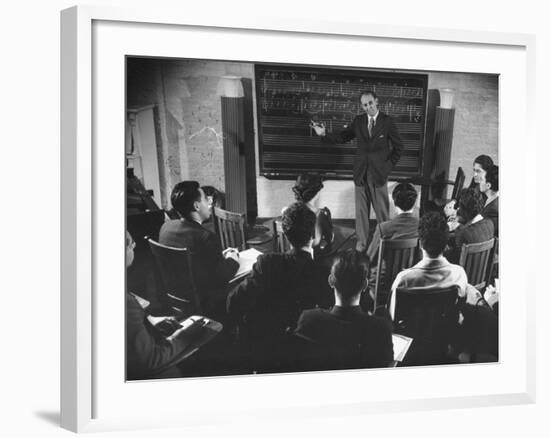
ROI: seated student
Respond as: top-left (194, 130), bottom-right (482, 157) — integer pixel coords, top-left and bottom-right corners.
top-left (126, 231), bottom-right (203, 380)
top-left (200, 185), bottom-right (224, 233)
top-left (158, 181), bottom-right (239, 314)
top-left (291, 173), bottom-right (334, 255)
top-left (446, 187), bottom-right (495, 264)
top-left (366, 182), bottom-right (419, 262)
top-left (226, 202), bottom-right (332, 372)
top-left (389, 212), bottom-right (472, 320)
top-left (445, 155), bottom-right (494, 229)
top-left (480, 165), bottom-right (499, 237)
top-left (471, 154), bottom-right (494, 191)
top-left (294, 249), bottom-right (394, 370)
top-left (389, 212), bottom-right (492, 362)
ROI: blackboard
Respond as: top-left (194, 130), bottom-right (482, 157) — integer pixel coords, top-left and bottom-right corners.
top-left (255, 64), bottom-right (428, 179)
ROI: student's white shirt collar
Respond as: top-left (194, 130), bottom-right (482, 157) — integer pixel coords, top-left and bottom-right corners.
top-left (470, 214), bottom-right (483, 224)
top-left (369, 111), bottom-right (379, 123)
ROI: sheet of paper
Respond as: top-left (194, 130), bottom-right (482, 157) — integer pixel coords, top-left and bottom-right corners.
top-left (392, 334), bottom-right (413, 362)
top-left (231, 248), bottom-right (262, 282)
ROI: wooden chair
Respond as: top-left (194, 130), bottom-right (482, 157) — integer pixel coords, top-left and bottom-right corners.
top-left (146, 237), bottom-right (202, 316)
top-left (485, 237), bottom-right (499, 286)
top-left (272, 219), bottom-right (291, 253)
top-left (373, 237), bottom-right (419, 311)
top-left (458, 238), bottom-right (495, 290)
top-left (450, 167), bottom-right (466, 203)
top-left (431, 166), bottom-right (466, 208)
top-left (213, 207), bottom-right (246, 251)
top-left (393, 285), bottom-right (460, 366)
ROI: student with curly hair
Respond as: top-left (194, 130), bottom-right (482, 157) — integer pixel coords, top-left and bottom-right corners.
top-left (389, 211), bottom-right (469, 319)
top-left (446, 187), bottom-right (495, 263)
top-left (291, 173), bottom-right (334, 255)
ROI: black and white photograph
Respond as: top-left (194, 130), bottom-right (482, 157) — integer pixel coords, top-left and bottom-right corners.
top-left (3, 0), bottom-right (546, 435)
top-left (125, 56), bottom-right (500, 380)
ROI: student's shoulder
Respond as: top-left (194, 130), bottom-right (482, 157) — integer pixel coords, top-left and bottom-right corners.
top-left (159, 218), bottom-right (182, 232)
top-left (297, 307), bottom-right (333, 327)
top-left (363, 313), bottom-right (393, 335)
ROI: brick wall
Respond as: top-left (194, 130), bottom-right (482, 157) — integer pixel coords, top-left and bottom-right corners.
top-left (127, 58), bottom-right (498, 217)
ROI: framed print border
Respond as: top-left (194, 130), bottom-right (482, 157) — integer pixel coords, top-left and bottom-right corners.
top-left (61, 5), bottom-right (536, 433)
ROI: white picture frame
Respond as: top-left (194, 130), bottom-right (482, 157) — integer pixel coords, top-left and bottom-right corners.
top-left (60, 5), bottom-right (536, 433)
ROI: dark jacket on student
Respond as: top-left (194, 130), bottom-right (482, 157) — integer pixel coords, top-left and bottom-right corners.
top-left (226, 249), bottom-right (332, 371)
top-left (126, 293), bottom-right (196, 380)
top-left (294, 305), bottom-right (394, 370)
top-left (159, 218), bottom-right (238, 301)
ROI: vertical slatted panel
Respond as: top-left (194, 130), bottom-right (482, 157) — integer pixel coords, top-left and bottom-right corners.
top-left (221, 97), bottom-right (247, 214)
top-left (432, 108), bottom-right (456, 200)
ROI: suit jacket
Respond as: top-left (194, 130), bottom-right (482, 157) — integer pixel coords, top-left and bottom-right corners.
top-left (294, 306), bottom-right (394, 370)
top-left (481, 197), bottom-right (499, 237)
top-left (322, 112), bottom-right (403, 187)
top-left (447, 218), bottom-right (494, 264)
top-left (158, 218), bottom-right (239, 298)
top-left (227, 249), bottom-right (332, 343)
top-left (366, 212), bottom-right (419, 262)
top-left (126, 293), bottom-right (193, 380)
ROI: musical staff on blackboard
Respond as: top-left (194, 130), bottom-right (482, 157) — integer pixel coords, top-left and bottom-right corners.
top-left (256, 65), bottom-right (428, 178)
top-left (261, 78), bottom-right (424, 99)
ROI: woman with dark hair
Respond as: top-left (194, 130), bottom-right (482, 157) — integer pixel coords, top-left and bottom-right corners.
top-left (446, 155), bottom-right (495, 229)
top-left (446, 187), bottom-right (495, 263)
top-left (472, 155), bottom-right (494, 187)
top-left (291, 173), bottom-right (334, 254)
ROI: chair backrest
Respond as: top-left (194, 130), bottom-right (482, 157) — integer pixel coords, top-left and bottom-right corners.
top-left (485, 237), bottom-right (499, 286)
top-left (458, 238), bottom-right (495, 290)
top-left (451, 167), bottom-right (466, 202)
top-left (213, 207), bottom-right (246, 251)
top-left (127, 209), bottom-right (166, 251)
top-left (272, 219), bottom-right (291, 253)
top-left (374, 237), bottom-right (419, 310)
top-left (146, 237), bottom-right (202, 315)
top-left (393, 285), bottom-right (460, 365)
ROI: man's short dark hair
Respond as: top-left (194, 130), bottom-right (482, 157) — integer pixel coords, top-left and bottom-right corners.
top-left (485, 165), bottom-right (499, 192)
top-left (392, 182), bottom-right (418, 211)
top-left (474, 154), bottom-right (494, 172)
top-left (281, 202), bottom-right (316, 249)
top-left (330, 249), bottom-right (369, 300)
top-left (360, 90), bottom-right (378, 100)
top-left (170, 181), bottom-right (201, 218)
top-left (457, 187), bottom-right (484, 223)
top-left (418, 212), bottom-right (449, 258)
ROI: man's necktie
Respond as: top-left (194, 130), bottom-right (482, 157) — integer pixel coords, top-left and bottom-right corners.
top-left (368, 117), bottom-right (374, 138)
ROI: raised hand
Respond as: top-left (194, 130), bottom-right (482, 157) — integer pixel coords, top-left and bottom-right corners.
top-left (310, 120), bottom-right (326, 136)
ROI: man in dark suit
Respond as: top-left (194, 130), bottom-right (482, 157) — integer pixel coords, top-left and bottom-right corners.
top-left (366, 182), bottom-right (419, 262)
top-left (159, 181), bottom-right (239, 313)
top-left (226, 202), bottom-right (332, 372)
top-left (311, 90), bottom-right (404, 252)
top-left (294, 249), bottom-right (394, 370)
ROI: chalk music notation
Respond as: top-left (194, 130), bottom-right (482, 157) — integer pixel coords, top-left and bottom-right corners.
top-left (261, 78), bottom-right (424, 100)
top-left (261, 97), bottom-right (424, 120)
top-left (257, 68), bottom-right (427, 176)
